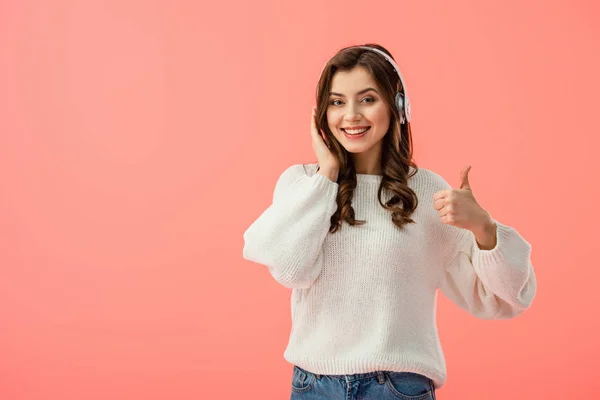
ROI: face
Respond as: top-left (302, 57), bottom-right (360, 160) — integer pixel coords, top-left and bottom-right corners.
top-left (326, 66), bottom-right (391, 157)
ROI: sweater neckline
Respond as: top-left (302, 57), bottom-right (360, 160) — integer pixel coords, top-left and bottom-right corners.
top-left (312, 164), bottom-right (416, 184)
top-left (355, 166), bottom-right (417, 184)
top-left (356, 173), bottom-right (383, 184)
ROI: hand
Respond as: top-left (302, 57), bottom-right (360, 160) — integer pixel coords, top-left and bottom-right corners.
top-left (311, 106), bottom-right (339, 180)
top-left (432, 165), bottom-right (493, 232)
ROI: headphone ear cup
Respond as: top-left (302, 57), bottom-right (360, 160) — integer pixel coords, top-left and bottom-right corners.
top-left (395, 92), bottom-right (406, 124)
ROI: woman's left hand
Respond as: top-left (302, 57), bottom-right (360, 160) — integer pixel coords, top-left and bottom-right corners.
top-left (433, 165), bottom-right (494, 233)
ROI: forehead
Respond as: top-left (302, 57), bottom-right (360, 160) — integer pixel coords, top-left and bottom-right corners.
top-left (330, 66), bottom-right (379, 93)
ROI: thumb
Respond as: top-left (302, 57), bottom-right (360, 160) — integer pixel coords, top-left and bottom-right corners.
top-left (459, 165), bottom-right (472, 191)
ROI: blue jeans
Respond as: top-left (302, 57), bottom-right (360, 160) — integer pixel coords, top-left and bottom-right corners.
top-left (290, 365), bottom-right (436, 400)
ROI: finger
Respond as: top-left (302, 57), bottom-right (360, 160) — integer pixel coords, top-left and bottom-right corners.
top-left (311, 108), bottom-right (329, 147)
top-left (437, 207), bottom-right (451, 219)
top-left (433, 197), bottom-right (450, 211)
top-left (322, 131), bottom-right (330, 148)
top-left (311, 109), bottom-right (322, 140)
top-left (433, 190), bottom-right (450, 201)
top-left (433, 198), bottom-right (447, 211)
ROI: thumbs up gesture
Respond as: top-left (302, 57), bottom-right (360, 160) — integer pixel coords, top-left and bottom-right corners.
top-left (433, 166), bottom-right (494, 234)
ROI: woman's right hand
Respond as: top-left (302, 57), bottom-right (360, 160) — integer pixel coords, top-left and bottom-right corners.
top-left (311, 107), bottom-right (339, 181)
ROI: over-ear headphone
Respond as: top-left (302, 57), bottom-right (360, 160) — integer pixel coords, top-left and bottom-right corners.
top-left (317, 46), bottom-right (411, 124)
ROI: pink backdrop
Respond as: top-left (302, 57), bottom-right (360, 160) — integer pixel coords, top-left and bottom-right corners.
top-left (1, 1), bottom-right (598, 399)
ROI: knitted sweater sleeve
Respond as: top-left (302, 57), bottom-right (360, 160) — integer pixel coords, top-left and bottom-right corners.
top-left (440, 221), bottom-right (537, 319)
top-left (433, 173), bottom-right (537, 320)
top-left (242, 164), bottom-right (339, 289)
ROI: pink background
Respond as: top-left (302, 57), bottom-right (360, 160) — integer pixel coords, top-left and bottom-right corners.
top-left (1, 1), bottom-right (598, 399)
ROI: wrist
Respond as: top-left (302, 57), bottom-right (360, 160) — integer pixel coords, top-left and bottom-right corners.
top-left (472, 215), bottom-right (497, 250)
top-left (317, 168), bottom-right (338, 182)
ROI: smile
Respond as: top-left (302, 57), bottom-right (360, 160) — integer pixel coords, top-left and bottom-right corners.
top-left (341, 127), bottom-right (371, 139)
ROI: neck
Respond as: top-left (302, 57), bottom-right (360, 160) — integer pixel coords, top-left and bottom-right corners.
top-left (352, 149), bottom-right (382, 175)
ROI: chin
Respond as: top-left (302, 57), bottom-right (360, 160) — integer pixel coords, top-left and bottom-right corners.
top-left (340, 144), bottom-right (375, 154)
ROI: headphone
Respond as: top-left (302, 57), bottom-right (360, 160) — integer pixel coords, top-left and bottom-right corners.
top-left (317, 46), bottom-right (411, 124)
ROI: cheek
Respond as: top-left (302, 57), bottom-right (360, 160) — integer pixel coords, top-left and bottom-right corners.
top-left (326, 111), bottom-right (342, 131)
top-left (365, 105), bottom-right (389, 123)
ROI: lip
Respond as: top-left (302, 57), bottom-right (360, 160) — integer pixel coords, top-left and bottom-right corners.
top-left (342, 126), bottom-right (370, 130)
top-left (342, 126), bottom-right (370, 139)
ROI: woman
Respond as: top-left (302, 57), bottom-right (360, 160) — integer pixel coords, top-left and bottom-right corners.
top-left (243, 43), bottom-right (537, 399)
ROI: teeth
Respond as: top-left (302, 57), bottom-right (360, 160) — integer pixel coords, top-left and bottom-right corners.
top-left (344, 127), bottom-right (369, 134)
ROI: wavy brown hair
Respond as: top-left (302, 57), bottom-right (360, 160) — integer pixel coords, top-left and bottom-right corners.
top-left (315, 43), bottom-right (419, 233)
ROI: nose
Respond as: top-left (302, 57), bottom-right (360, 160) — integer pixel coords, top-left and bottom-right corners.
top-left (343, 103), bottom-right (363, 122)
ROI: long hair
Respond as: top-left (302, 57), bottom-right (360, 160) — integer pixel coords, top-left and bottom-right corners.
top-left (315, 43), bottom-right (419, 233)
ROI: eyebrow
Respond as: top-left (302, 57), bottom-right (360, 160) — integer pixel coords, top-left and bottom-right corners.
top-left (328, 87), bottom-right (379, 97)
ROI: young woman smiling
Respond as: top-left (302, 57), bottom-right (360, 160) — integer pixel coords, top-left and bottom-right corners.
top-left (243, 44), bottom-right (537, 400)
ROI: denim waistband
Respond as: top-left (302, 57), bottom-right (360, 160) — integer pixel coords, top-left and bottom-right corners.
top-left (295, 366), bottom-right (430, 384)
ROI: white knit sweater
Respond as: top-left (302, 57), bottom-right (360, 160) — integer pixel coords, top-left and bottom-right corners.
top-left (242, 162), bottom-right (537, 389)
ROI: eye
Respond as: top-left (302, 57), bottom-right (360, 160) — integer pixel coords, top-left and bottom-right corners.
top-left (329, 97), bottom-right (375, 106)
